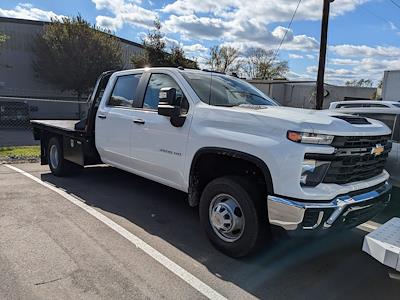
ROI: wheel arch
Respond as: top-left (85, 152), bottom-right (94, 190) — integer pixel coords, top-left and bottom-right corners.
top-left (188, 147), bottom-right (274, 207)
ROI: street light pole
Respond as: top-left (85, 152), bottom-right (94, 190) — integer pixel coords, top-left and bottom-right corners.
top-left (316, 0), bottom-right (334, 110)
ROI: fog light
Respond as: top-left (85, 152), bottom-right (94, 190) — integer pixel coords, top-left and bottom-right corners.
top-left (301, 159), bottom-right (330, 186)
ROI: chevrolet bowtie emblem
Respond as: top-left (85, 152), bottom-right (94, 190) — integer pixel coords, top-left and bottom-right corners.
top-left (371, 144), bottom-right (384, 156)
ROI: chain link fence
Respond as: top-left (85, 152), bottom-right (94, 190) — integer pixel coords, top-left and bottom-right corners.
top-left (0, 100), bottom-right (31, 129)
top-left (0, 96), bottom-right (86, 163)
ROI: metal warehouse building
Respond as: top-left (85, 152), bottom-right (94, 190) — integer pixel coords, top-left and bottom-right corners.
top-left (0, 16), bottom-right (143, 99)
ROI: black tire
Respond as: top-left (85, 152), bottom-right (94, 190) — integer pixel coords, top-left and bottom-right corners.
top-left (47, 137), bottom-right (82, 177)
top-left (199, 176), bottom-right (269, 257)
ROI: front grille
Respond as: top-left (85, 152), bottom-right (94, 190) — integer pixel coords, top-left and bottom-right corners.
top-left (305, 135), bottom-right (392, 185)
top-left (331, 135), bottom-right (390, 148)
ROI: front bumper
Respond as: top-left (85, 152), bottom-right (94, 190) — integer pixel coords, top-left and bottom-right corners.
top-left (267, 181), bottom-right (392, 234)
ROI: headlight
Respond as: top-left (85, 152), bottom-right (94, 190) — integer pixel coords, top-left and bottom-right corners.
top-left (300, 159), bottom-right (330, 186)
top-left (287, 131), bottom-right (334, 145)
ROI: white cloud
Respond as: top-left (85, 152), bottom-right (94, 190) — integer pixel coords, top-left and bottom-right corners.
top-left (95, 15), bottom-right (123, 31)
top-left (162, 0), bottom-right (367, 23)
top-left (163, 2), bottom-right (320, 52)
top-left (163, 36), bottom-right (181, 48)
top-left (0, 3), bottom-right (64, 21)
top-left (164, 13), bottom-right (318, 52)
top-left (289, 54), bottom-right (304, 59)
top-left (305, 55), bottom-right (400, 85)
top-left (283, 34), bottom-right (319, 51)
top-left (183, 43), bottom-right (208, 54)
top-left (322, 44), bottom-right (400, 84)
top-left (330, 44), bottom-right (400, 58)
top-left (330, 58), bottom-right (360, 65)
top-left (389, 21), bottom-right (398, 31)
top-left (306, 65), bottom-right (359, 84)
top-left (92, 0), bottom-right (158, 31)
top-left (162, 0), bottom-right (234, 16)
top-left (164, 15), bottom-right (228, 40)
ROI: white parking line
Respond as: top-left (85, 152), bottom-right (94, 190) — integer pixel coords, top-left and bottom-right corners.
top-left (5, 164), bottom-right (227, 300)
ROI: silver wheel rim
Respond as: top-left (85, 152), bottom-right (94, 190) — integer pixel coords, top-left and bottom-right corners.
top-left (209, 194), bottom-right (245, 243)
top-left (49, 144), bottom-right (59, 169)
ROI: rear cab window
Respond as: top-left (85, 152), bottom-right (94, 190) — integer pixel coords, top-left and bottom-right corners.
top-left (108, 74), bottom-right (142, 108)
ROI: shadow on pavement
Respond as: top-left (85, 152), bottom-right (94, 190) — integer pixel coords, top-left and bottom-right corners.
top-left (373, 187), bottom-right (400, 224)
top-left (41, 166), bottom-right (400, 299)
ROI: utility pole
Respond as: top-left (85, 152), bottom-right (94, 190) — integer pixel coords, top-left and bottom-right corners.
top-left (316, 0), bottom-right (334, 110)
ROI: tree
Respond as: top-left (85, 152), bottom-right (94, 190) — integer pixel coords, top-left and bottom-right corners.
top-left (169, 46), bottom-right (198, 69)
top-left (0, 32), bottom-right (8, 45)
top-left (244, 47), bottom-right (288, 80)
top-left (206, 45), bottom-right (239, 73)
top-left (32, 15), bottom-right (122, 100)
top-left (345, 79), bottom-right (374, 88)
top-left (132, 19), bottom-right (166, 68)
top-left (377, 79), bottom-right (383, 89)
top-left (0, 32), bottom-right (8, 54)
top-left (131, 19), bottom-right (198, 69)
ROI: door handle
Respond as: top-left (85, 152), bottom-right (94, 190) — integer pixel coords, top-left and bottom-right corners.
top-left (98, 114), bottom-right (107, 119)
top-left (133, 119), bottom-right (145, 125)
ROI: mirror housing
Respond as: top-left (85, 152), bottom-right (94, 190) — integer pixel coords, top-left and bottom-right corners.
top-left (158, 87), bottom-right (180, 117)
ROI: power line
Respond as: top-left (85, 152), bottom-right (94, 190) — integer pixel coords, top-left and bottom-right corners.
top-left (360, 5), bottom-right (398, 29)
top-left (271, 0), bottom-right (302, 62)
top-left (389, 0), bottom-right (400, 10)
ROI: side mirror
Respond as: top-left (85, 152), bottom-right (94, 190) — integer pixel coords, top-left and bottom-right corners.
top-left (158, 87), bottom-right (180, 117)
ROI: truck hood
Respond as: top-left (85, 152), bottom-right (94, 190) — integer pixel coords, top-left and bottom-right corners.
top-left (228, 105), bottom-right (392, 136)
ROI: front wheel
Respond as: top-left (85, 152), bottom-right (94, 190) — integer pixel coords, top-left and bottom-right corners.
top-left (199, 176), bottom-right (268, 257)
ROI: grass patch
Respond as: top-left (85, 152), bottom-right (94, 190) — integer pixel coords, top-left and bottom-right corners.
top-left (0, 146), bottom-right (40, 161)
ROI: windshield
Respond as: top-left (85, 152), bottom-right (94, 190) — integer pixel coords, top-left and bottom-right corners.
top-left (182, 71), bottom-right (279, 107)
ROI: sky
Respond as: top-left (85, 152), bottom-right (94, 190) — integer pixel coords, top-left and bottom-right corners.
top-left (1, 0), bottom-right (400, 85)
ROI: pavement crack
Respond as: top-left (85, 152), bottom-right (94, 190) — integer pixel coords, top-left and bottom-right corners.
top-left (34, 277), bottom-right (64, 286)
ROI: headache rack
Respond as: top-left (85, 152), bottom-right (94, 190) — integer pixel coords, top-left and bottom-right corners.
top-left (306, 135), bottom-right (392, 185)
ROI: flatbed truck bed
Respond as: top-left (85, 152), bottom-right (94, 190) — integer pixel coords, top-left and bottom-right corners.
top-left (31, 71), bottom-right (114, 167)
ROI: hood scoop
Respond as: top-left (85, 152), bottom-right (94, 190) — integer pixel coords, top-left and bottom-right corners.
top-left (332, 115), bottom-right (371, 125)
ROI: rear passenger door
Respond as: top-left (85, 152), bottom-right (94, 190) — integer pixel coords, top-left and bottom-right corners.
top-left (96, 73), bottom-right (142, 169)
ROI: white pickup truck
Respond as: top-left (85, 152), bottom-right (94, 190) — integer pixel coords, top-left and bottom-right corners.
top-left (32, 67), bottom-right (393, 257)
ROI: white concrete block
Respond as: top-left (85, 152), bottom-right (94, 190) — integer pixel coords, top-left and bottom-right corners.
top-left (362, 218), bottom-right (400, 272)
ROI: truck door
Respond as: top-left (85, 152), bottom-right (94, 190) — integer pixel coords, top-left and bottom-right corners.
top-left (129, 71), bottom-right (192, 190)
top-left (96, 73), bottom-right (142, 168)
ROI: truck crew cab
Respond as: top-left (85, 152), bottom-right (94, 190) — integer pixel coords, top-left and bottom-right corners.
top-left (32, 68), bottom-right (393, 257)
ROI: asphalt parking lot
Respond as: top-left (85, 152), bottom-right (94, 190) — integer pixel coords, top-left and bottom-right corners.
top-left (1, 163), bottom-right (399, 300)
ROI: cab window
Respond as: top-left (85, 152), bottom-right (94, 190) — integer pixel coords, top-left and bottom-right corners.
top-left (143, 73), bottom-right (186, 111)
top-left (392, 115), bottom-right (400, 142)
top-left (108, 74), bottom-right (142, 107)
top-left (357, 113), bottom-right (399, 141)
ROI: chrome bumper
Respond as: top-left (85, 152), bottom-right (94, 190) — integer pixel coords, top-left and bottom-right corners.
top-left (267, 181), bottom-right (392, 233)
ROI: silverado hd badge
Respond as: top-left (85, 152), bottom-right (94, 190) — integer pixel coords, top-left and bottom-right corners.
top-left (371, 144), bottom-right (384, 156)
